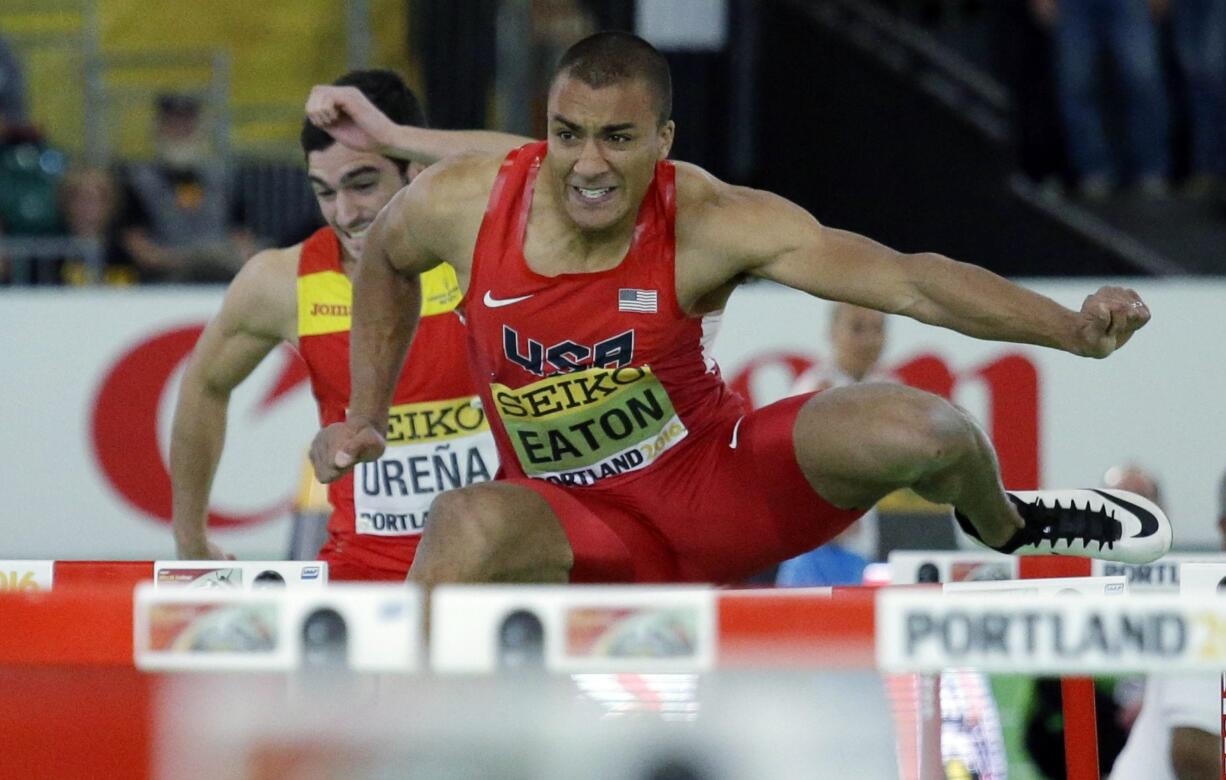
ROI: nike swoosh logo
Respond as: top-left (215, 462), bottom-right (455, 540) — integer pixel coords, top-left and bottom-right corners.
top-left (1091, 489), bottom-right (1160, 538)
top-left (483, 291), bottom-right (534, 308)
top-left (728, 416), bottom-right (744, 449)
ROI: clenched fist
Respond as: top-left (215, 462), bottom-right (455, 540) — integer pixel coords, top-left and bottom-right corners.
top-left (1073, 286), bottom-right (1151, 358)
top-left (309, 417), bottom-right (387, 483)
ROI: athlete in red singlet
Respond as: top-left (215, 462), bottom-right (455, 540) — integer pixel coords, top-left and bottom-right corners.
top-left (455, 140), bottom-right (860, 582)
top-left (311, 34), bottom-right (1167, 585)
top-left (171, 70), bottom-right (518, 579)
top-left (296, 226), bottom-right (495, 577)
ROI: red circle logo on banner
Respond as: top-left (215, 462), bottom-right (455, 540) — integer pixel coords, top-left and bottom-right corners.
top-left (91, 325), bottom-right (310, 528)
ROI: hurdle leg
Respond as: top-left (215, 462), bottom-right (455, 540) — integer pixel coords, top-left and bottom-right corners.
top-left (1020, 557), bottom-right (1099, 780)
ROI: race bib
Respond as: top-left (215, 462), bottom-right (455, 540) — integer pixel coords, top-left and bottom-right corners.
top-left (492, 365), bottom-right (687, 487)
top-left (353, 396), bottom-right (496, 536)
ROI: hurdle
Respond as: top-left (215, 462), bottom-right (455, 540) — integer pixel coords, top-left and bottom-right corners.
top-left (3, 560), bottom-right (1225, 779)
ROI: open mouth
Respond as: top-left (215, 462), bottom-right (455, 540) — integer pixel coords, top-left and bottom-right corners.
top-left (570, 185), bottom-right (616, 206)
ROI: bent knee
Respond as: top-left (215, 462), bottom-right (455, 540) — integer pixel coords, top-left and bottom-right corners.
top-left (427, 488), bottom-right (500, 544)
top-left (413, 485), bottom-right (572, 584)
top-left (877, 389), bottom-right (979, 479)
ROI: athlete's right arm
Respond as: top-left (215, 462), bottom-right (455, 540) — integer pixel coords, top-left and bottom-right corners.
top-left (309, 155), bottom-right (497, 483)
top-left (170, 248), bottom-right (297, 558)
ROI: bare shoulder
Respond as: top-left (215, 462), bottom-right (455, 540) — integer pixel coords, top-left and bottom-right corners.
top-left (406, 152), bottom-right (505, 217)
top-left (676, 162), bottom-right (817, 258)
top-left (672, 161), bottom-right (726, 213)
top-left (671, 163), bottom-right (819, 311)
top-left (231, 244), bottom-right (299, 301)
top-left (379, 152), bottom-right (504, 270)
top-left (219, 244), bottom-right (299, 340)
top-left (670, 163), bottom-right (757, 310)
top-left (673, 162), bottom-right (777, 247)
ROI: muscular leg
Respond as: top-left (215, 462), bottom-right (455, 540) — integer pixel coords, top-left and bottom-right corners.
top-left (407, 482), bottom-right (574, 585)
top-left (792, 384), bottom-right (1023, 548)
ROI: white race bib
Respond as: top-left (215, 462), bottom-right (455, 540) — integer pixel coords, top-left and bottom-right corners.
top-left (353, 396), bottom-right (497, 536)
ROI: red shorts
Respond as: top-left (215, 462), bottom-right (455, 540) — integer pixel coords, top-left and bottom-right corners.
top-left (506, 393), bottom-right (864, 584)
top-left (318, 537), bottom-right (415, 582)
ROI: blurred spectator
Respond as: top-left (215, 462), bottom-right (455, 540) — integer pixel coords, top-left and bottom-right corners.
top-left (0, 34), bottom-right (28, 132)
top-left (119, 92), bottom-right (255, 282)
top-left (1025, 463), bottom-right (1163, 778)
top-left (0, 128), bottom-right (64, 238)
top-left (791, 304), bottom-right (889, 393)
top-left (774, 526), bottom-right (868, 587)
top-left (1102, 462), bottom-right (1162, 505)
top-left (1034, 0), bottom-right (1171, 199)
top-left (775, 304), bottom-right (889, 586)
top-left (988, 0), bottom-right (1070, 189)
top-left (0, 126), bottom-right (67, 285)
top-left (1168, 0), bottom-right (1226, 198)
top-left (1109, 674), bottom-right (1220, 779)
top-left (1108, 466), bottom-right (1223, 780)
top-left (56, 167), bottom-right (137, 286)
top-left (0, 35), bottom-right (68, 285)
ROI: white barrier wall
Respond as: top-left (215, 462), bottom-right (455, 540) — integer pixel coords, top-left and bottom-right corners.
top-left (1, 288), bottom-right (312, 558)
top-left (0, 278), bottom-right (1220, 558)
top-left (719, 278), bottom-right (1223, 548)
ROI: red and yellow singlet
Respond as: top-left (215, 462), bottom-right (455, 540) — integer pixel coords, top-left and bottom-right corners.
top-left (297, 227), bottom-right (497, 572)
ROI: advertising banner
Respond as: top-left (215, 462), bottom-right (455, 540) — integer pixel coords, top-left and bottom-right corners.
top-left (1, 278), bottom-right (1221, 558)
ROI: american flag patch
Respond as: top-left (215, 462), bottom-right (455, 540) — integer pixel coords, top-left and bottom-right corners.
top-left (618, 288), bottom-right (658, 313)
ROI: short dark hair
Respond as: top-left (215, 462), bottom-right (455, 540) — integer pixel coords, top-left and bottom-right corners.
top-left (553, 31), bottom-right (672, 125)
top-left (300, 69), bottom-right (426, 173)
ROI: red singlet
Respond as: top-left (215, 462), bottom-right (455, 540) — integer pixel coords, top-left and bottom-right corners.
top-left (464, 144), bottom-right (862, 583)
top-left (296, 227), bottom-right (497, 579)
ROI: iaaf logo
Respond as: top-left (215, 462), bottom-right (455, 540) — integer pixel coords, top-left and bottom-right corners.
top-left (91, 325), bottom-right (311, 529)
top-left (728, 352), bottom-right (1039, 489)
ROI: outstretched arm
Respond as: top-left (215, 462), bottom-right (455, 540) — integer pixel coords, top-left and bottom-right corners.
top-left (170, 249), bottom-right (296, 558)
top-left (306, 85), bottom-right (533, 165)
top-left (696, 181), bottom-right (1149, 357)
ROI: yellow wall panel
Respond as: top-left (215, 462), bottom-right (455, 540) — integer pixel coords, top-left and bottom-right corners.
top-left (15, 0), bottom-right (415, 158)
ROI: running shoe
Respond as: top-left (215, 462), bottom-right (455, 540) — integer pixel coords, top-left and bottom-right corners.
top-left (956, 489), bottom-right (1171, 565)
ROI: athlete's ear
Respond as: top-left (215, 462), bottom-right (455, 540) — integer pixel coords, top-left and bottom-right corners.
top-left (657, 120), bottom-right (675, 161)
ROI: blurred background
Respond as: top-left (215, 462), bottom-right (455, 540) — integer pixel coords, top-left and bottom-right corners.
top-left (1, 0), bottom-right (1223, 285)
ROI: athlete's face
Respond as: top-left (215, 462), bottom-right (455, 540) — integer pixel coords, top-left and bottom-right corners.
top-left (307, 144), bottom-right (410, 261)
top-left (545, 75), bottom-right (674, 235)
top-left (831, 304), bottom-right (886, 381)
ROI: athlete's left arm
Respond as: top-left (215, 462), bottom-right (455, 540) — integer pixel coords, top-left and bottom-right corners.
top-left (306, 85), bottom-right (533, 165)
top-left (692, 179), bottom-right (1150, 358)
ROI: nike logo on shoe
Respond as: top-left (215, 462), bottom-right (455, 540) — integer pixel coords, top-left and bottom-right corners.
top-left (1090, 489), bottom-right (1159, 538)
top-left (483, 291), bottom-right (534, 308)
